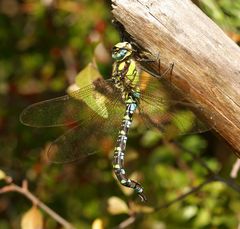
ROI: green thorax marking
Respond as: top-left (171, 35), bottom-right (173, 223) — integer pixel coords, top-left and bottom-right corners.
top-left (112, 59), bottom-right (139, 88)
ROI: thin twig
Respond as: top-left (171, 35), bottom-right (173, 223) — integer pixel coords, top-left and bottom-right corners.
top-left (112, 215), bottom-right (137, 229)
top-left (172, 140), bottom-right (215, 175)
top-left (154, 176), bottom-right (215, 211)
top-left (214, 174), bottom-right (240, 193)
top-left (0, 181), bottom-right (76, 229)
top-left (172, 140), bottom-right (240, 191)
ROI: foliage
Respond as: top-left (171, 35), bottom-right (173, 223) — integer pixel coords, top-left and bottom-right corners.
top-left (0, 0), bottom-right (240, 228)
top-left (199, 0), bottom-right (240, 33)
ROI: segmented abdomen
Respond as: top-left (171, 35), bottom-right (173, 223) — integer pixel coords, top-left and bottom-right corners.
top-left (112, 94), bottom-right (146, 201)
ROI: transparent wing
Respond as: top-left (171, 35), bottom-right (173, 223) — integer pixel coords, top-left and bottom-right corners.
top-left (20, 78), bottom-right (125, 163)
top-left (47, 94), bottom-right (125, 163)
top-left (138, 75), bottom-right (211, 137)
top-left (20, 79), bottom-right (117, 127)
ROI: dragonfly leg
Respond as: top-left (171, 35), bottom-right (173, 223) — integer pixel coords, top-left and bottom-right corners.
top-left (113, 102), bottom-right (147, 202)
top-left (158, 62), bottom-right (174, 81)
top-left (135, 48), bottom-right (174, 79)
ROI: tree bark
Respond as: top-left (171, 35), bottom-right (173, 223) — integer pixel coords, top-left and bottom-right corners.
top-left (111, 0), bottom-right (240, 157)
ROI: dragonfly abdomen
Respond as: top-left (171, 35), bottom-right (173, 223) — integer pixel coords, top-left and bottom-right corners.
top-left (112, 94), bottom-right (146, 201)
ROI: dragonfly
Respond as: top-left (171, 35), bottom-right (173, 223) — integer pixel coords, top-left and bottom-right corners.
top-left (20, 42), bottom-right (209, 201)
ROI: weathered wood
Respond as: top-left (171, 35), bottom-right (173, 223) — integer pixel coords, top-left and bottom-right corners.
top-left (111, 0), bottom-right (240, 156)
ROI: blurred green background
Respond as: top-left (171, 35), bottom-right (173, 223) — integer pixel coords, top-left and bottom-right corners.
top-left (0, 0), bottom-right (240, 228)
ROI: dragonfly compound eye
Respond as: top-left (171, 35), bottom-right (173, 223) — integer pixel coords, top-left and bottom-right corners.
top-left (112, 42), bottom-right (133, 61)
top-left (119, 49), bottom-right (127, 57)
top-left (112, 48), bottom-right (131, 61)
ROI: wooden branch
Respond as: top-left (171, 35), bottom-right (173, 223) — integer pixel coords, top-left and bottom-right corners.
top-left (111, 0), bottom-right (240, 156)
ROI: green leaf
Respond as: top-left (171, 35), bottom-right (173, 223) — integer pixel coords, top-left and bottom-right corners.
top-left (194, 209), bottom-right (211, 227)
top-left (182, 135), bottom-right (207, 154)
top-left (141, 129), bottom-right (163, 147)
top-left (172, 110), bottom-right (195, 134)
top-left (0, 170), bottom-right (6, 180)
top-left (67, 63), bottom-right (108, 118)
top-left (75, 62), bottom-right (102, 88)
top-left (182, 206), bottom-right (198, 219)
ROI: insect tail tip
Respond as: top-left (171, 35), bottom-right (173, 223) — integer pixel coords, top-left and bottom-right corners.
top-left (138, 193), bottom-right (147, 202)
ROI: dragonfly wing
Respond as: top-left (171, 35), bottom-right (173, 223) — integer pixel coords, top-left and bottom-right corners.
top-left (44, 81), bottom-right (125, 163)
top-left (139, 76), bottom-right (211, 136)
top-left (20, 79), bottom-right (117, 127)
top-left (20, 78), bottom-right (126, 163)
top-left (46, 93), bottom-right (125, 163)
top-left (20, 94), bottom-right (86, 127)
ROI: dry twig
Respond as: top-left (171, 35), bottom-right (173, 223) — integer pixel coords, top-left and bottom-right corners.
top-left (0, 179), bottom-right (75, 229)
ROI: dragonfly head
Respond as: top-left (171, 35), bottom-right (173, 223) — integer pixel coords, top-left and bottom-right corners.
top-left (112, 42), bottom-right (133, 61)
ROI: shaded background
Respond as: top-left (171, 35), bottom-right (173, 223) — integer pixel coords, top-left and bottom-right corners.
top-left (0, 0), bottom-right (240, 228)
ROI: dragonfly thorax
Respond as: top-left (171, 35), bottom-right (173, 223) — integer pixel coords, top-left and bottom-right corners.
top-left (112, 42), bottom-right (141, 100)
